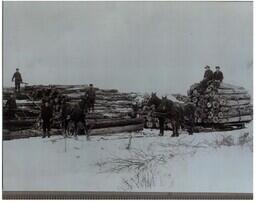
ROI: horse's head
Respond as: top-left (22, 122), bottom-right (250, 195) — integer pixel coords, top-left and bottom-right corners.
top-left (157, 96), bottom-right (173, 113)
top-left (147, 93), bottom-right (161, 108)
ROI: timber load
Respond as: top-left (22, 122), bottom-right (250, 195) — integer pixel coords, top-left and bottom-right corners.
top-left (188, 82), bottom-right (253, 128)
top-left (138, 82), bottom-right (253, 131)
top-left (3, 85), bottom-right (144, 140)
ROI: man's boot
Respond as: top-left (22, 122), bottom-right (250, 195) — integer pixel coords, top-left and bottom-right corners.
top-left (159, 127), bottom-right (164, 136)
top-left (159, 132), bottom-right (164, 136)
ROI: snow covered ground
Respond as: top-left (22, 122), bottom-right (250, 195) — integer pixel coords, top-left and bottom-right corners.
top-left (3, 124), bottom-right (253, 193)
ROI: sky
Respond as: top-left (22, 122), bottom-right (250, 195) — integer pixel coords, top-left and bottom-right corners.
top-left (3, 2), bottom-right (253, 95)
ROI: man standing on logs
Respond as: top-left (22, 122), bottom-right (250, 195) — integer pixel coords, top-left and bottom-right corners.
top-left (41, 101), bottom-right (53, 138)
top-left (199, 65), bottom-right (213, 92)
top-left (12, 68), bottom-right (23, 93)
top-left (213, 66), bottom-right (224, 82)
top-left (86, 84), bottom-right (96, 112)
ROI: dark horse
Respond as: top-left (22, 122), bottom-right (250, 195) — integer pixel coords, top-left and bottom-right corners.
top-left (62, 98), bottom-right (89, 137)
top-left (147, 93), bottom-right (195, 137)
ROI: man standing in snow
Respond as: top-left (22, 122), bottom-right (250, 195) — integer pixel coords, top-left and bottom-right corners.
top-left (86, 84), bottom-right (96, 112)
top-left (183, 102), bottom-right (196, 135)
top-left (5, 94), bottom-right (17, 119)
top-left (41, 101), bottom-right (53, 138)
top-left (12, 68), bottom-right (23, 93)
top-left (213, 66), bottom-right (224, 82)
top-left (61, 97), bottom-right (69, 134)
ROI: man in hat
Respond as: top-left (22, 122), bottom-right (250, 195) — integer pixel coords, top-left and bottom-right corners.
top-left (12, 68), bottom-right (23, 93)
top-left (213, 66), bottom-right (224, 82)
top-left (200, 65), bottom-right (213, 92)
top-left (203, 65), bottom-right (213, 81)
top-left (85, 84), bottom-right (96, 112)
top-left (41, 101), bottom-right (53, 138)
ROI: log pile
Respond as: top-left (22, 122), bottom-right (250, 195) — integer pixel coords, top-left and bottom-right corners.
top-left (188, 82), bottom-right (253, 126)
top-left (3, 85), bottom-right (144, 139)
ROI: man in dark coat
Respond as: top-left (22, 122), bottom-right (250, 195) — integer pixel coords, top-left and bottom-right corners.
top-left (12, 68), bottom-right (23, 93)
top-left (203, 65), bottom-right (213, 81)
top-left (213, 66), bottom-right (224, 82)
top-left (61, 98), bottom-right (69, 134)
top-left (183, 102), bottom-right (196, 135)
top-left (200, 65), bottom-right (213, 92)
top-left (86, 84), bottom-right (96, 112)
top-left (5, 94), bottom-right (17, 119)
top-left (41, 101), bottom-right (53, 138)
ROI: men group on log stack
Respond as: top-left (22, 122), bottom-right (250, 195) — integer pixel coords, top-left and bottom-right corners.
top-left (199, 65), bottom-right (224, 92)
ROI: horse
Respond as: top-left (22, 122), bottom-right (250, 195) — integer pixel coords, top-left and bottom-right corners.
top-left (146, 93), bottom-right (182, 136)
top-left (62, 98), bottom-right (89, 137)
top-left (147, 93), bottom-right (195, 137)
top-left (157, 96), bottom-right (183, 137)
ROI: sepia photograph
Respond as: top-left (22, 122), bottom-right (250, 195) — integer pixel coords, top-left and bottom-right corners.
top-left (2, 1), bottom-right (253, 199)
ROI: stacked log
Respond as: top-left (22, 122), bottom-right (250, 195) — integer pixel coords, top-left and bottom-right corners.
top-left (189, 82), bottom-right (253, 126)
top-left (3, 85), bottom-right (144, 138)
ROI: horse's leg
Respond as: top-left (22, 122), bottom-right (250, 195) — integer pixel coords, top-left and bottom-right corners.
top-left (63, 119), bottom-right (67, 137)
top-left (175, 121), bottom-right (180, 137)
top-left (65, 119), bottom-right (69, 135)
top-left (84, 120), bottom-right (90, 140)
top-left (171, 120), bottom-right (176, 137)
top-left (179, 108), bottom-right (185, 130)
top-left (159, 117), bottom-right (164, 136)
top-left (74, 122), bottom-right (78, 137)
top-left (188, 115), bottom-right (194, 135)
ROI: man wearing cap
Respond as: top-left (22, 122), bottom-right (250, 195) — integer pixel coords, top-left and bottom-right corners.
top-left (203, 65), bottom-right (213, 81)
top-left (85, 84), bottom-right (96, 112)
top-left (213, 66), bottom-right (224, 82)
top-left (12, 68), bottom-right (23, 93)
top-left (200, 65), bottom-right (213, 92)
top-left (41, 101), bottom-right (53, 138)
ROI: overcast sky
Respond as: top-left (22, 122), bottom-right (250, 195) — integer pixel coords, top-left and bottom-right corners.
top-left (3, 2), bottom-right (253, 95)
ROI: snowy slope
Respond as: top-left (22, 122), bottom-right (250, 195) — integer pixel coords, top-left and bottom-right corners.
top-left (3, 124), bottom-right (253, 193)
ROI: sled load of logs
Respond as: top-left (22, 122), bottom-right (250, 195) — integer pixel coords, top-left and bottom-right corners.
top-left (3, 85), bottom-right (144, 140)
top-left (139, 82), bottom-right (253, 130)
top-left (188, 82), bottom-right (253, 127)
